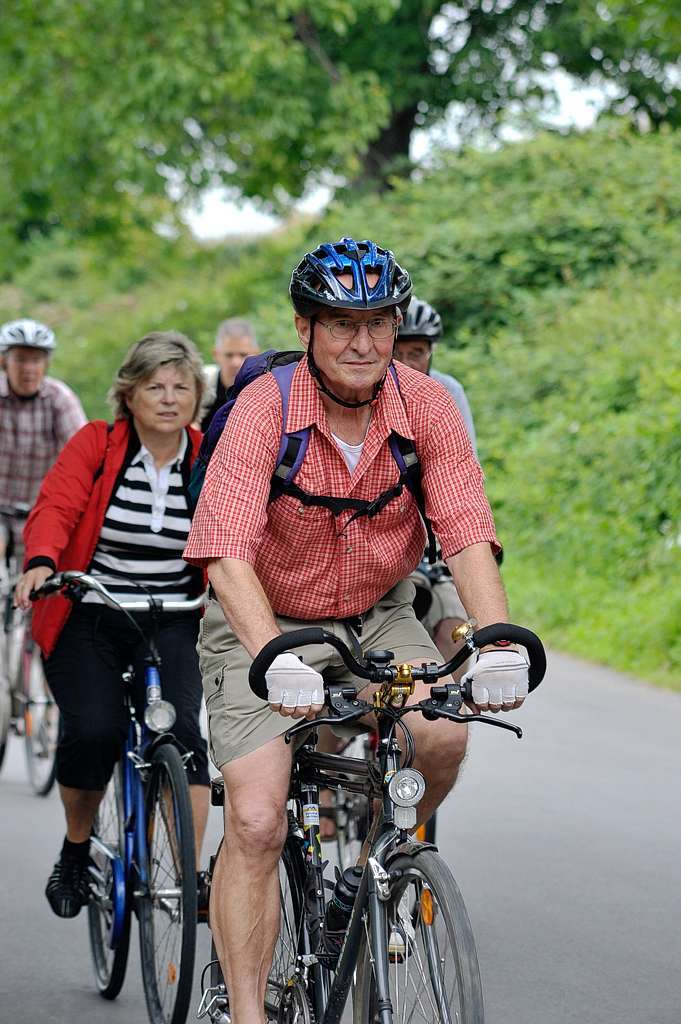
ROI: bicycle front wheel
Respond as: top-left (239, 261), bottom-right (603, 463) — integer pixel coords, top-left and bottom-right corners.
top-left (139, 742), bottom-right (197, 1024)
top-left (20, 631), bottom-right (58, 796)
top-left (354, 848), bottom-right (484, 1024)
top-left (88, 760), bottom-right (131, 999)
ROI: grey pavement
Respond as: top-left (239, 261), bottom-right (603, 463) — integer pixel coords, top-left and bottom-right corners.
top-left (1, 650), bottom-right (680, 1023)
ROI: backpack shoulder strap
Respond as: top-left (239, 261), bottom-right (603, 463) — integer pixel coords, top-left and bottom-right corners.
top-left (387, 365), bottom-right (438, 563)
top-left (271, 360), bottom-right (310, 487)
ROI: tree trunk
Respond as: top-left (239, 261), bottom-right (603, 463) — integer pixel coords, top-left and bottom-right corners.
top-left (354, 103), bottom-right (419, 190)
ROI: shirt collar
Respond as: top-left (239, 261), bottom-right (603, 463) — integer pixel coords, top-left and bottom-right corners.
top-left (132, 429), bottom-right (188, 469)
top-left (285, 357), bottom-right (414, 442)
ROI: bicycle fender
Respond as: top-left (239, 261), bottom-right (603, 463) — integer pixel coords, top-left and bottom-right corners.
top-left (384, 840), bottom-right (438, 867)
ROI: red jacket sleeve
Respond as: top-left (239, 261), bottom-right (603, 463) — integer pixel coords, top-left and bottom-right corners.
top-left (23, 421), bottom-right (110, 570)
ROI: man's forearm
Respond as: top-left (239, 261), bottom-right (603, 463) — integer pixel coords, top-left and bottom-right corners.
top-left (207, 558), bottom-right (281, 658)
top-left (446, 541), bottom-right (509, 628)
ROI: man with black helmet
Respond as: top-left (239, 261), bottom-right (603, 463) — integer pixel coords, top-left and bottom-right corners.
top-left (394, 295), bottom-right (477, 453)
top-left (395, 296), bottom-right (479, 657)
top-left (185, 237), bottom-right (529, 1023)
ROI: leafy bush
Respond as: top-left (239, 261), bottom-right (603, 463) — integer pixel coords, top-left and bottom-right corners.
top-left (1, 124), bottom-right (679, 685)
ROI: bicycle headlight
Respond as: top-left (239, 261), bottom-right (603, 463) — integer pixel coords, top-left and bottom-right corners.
top-left (144, 700), bottom-right (176, 734)
top-left (388, 769), bottom-right (426, 808)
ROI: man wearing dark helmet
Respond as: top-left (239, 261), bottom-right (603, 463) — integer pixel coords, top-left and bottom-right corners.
top-left (185, 238), bottom-right (529, 1022)
top-left (395, 296), bottom-right (480, 659)
top-left (395, 295), bottom-right (477, 452)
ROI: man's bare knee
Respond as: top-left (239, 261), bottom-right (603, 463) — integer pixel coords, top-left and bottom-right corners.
top-left (225, 797), bottom-right (287, 859)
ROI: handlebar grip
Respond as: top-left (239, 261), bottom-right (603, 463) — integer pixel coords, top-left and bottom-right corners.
top-left (462, 623), bottom-right (546, 695)
top-left (29, 573), bottom-right (65, 601)
top-left (248, 627), bottom-right (330, 701)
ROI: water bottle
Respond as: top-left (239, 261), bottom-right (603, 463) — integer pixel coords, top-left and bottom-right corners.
top-left (324, 865), bottom-right (363, 933)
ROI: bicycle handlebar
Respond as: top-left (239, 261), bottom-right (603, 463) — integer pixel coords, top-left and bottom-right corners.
top-left (248, 622), bottom-right (546, 703)
top-left (0, 503), bottom-right (30, 520)
top-left (30, 571), bottom-right (207, 614)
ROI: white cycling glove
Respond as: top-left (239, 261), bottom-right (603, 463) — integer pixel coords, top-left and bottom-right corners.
top-left (265, 652), bottom-right (325, 718)
top-left (461, 649), bottom-right (529, 711)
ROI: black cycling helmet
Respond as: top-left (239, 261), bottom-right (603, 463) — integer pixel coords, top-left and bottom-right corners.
top-left (397, 297), bottom-right (442, 343)
top-left (290, 237), bottom-right (412, 317)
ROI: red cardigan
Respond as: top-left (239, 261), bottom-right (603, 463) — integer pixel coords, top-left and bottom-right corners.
top-left (24, 419), bottom-right (202, 658)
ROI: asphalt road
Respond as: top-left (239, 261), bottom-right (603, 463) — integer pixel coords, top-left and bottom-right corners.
top-left (1, 649), bottom-right (679, 1023)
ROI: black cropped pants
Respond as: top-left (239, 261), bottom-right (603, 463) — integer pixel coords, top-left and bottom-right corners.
top-left (44, 604), bottom-right (210, 791)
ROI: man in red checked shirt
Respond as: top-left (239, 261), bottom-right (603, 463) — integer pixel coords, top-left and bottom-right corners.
top-left (184, 237), bottom-right (529, 1023)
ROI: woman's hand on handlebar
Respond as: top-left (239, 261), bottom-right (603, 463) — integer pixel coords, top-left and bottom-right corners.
top-left (265, 653), bottom-right (325, 720)
top-left (13, 566), bottom-right (54, 610)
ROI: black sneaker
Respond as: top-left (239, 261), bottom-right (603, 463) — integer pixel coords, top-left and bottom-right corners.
top-left (45, 855), bottom-right (91, 918)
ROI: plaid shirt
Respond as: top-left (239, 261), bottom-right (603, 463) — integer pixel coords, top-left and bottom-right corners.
top-left (0, 373), bottom-right (87, 511)
top-left (184, 358), bottom-right (499, 620)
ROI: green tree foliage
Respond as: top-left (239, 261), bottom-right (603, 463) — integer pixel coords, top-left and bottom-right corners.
top-left (0, 0), bottom-right (392, 250)
top-left (2, 0), bottom-right (680, 267)
top-left (1, 126), bottom-right (680, 683)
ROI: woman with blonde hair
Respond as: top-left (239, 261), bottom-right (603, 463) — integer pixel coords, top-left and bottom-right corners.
top-left (15, 331), bottom-right (210, 919)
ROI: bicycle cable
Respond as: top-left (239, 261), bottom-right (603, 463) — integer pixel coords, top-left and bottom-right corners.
top-left (64, 573), bottom-right (169, 662)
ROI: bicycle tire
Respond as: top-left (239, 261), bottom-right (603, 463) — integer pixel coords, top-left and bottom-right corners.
top-left (0, 662), bottom-right (10, 773)
top-left (139, 742), bottom-right (197, 1024)
top-left (353, 848), bottom-right (484, 1024)
top-left (20, 630), bottom-right (58, 796)
top-left (266, 827), bottom-right (308, 1019)
top-left (0, 600), bottom-right (19, 777)
top-left (88, 760), bottom-right (131, 999)
top-left (203, 825), bottom-right (307, 1022)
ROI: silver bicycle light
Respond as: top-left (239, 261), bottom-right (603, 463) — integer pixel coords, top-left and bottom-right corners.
top-left (388, 768), bottom-right (426, 829)
top-left (144, 699), bottom-right (177, 734)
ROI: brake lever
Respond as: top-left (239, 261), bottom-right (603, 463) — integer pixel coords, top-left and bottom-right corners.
top-left (283, 707), bottom-right (371, 744)
top-left (425, 704), bottom-right (523, 738)
top-left (470, 714), bottom-right (522, 738)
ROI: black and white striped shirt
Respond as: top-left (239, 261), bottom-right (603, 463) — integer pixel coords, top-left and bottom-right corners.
top-left (85, 431), bottom-right (197, 604)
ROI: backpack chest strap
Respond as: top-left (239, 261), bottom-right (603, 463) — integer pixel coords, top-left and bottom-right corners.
top-left (270, 477), bottom-right (407, 519)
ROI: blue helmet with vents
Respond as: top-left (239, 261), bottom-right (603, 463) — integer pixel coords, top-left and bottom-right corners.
top-left (290, 237), bottom-right (412, 317)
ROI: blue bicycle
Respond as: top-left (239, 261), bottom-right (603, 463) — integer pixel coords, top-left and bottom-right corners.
top-left (32, 571), bottom-right (204, 1024)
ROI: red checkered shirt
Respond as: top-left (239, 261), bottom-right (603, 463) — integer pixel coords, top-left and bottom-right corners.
top-left (0, 373), bottom-right (87, 512)
top-left (184, 358), bottom-right (499, 620)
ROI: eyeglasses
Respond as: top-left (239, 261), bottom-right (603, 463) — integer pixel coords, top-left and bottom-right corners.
top-left (318, 316), bottom-right (397, 341)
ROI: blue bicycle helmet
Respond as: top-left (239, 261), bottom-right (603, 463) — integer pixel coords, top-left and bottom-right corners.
top-left (290, 237), bottom-right (412, 317)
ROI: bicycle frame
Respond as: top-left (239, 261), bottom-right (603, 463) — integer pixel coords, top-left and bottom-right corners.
top-left (288, 712), bottom-right (413, 1024)
top-left (90, 662), bottom-right (178, 949)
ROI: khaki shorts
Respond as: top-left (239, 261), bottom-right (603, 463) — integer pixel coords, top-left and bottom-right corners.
top-left (421, 578), bottom-right (467, 636)
top-left (407, 566), bottom-right (468, 638)
top-left (198, 579), bottom-right (440, 768)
